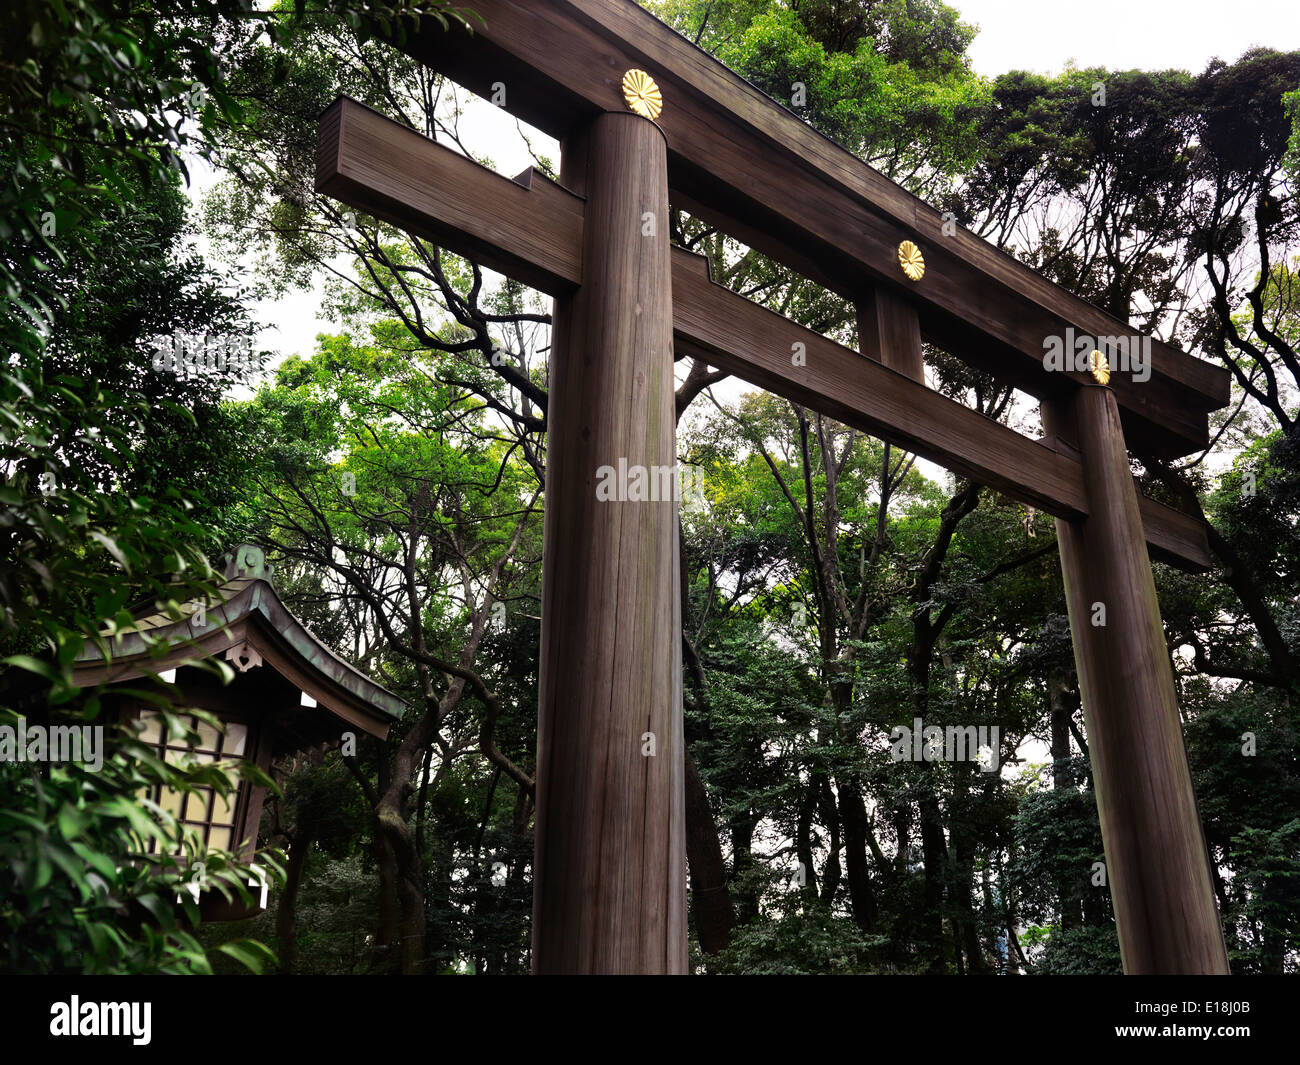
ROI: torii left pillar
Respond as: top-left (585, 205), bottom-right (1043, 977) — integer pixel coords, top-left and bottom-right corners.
top-left (532, 109), bottom-right (688, 974)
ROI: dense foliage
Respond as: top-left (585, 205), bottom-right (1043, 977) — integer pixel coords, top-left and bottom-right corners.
top-left (0, 0), bottom-right (468, 974)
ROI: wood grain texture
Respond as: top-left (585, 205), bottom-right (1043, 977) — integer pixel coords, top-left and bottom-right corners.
top-left (1045, 390), bottom-right (1229, 974)
top-left (392, 0), bottom-right (1230, 458)
top-left (671, 251), bottom-right (1086, 521)
top-left (315, 97), bottom-right (584, 294)
top-left (856, 287), bottom-right (924, 382)
top-left (533, 112), bottom-right (687, 974)
top-left (314, 98), bottom-right (1211, 571)
top-left (671, 251), bottom-right (1210, 569)
top-left (1136, 496), bottom-right (1213, 572)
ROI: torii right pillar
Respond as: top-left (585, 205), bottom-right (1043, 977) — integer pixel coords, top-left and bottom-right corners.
top-left (1043, 384), bottom-right (1230, 974)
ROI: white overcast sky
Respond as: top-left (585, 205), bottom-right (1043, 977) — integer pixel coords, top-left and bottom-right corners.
top-left (959, 0), bottom-right (1300, 75)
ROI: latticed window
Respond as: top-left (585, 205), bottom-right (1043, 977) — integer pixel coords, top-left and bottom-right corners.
top-left (137, 710), bottom-right (250, 853)
top-left (74, 548), bottom-right (405, 921)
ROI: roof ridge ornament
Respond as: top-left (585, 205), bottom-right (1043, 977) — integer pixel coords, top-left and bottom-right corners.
top-left (224, 543), bottom-right (274, 583)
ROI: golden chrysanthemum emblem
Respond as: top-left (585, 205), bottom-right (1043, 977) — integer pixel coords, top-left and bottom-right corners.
top-left (622, 69), bottom-right (662, 121)
top-left (1088, 348), bottom-right (1111, 385)
top-left (897, 240), bottom-right (925, 281)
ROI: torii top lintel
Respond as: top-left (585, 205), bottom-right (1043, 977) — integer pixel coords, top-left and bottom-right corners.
top-left (382, 0), bottom-right (1229, 460)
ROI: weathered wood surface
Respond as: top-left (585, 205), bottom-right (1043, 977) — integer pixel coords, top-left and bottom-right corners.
top-left (1045, 390), bottom-right (1230, 974)
top-left (315, 97), bottom-right (1212, 570)
top-left (390, 0), bottom-right (1229, 458)
top-left (856, 288), bottom-right (924, 382)
top-left (316, 97), bottom-right (584, 294)
top-left (533, 112), bottom-right (687, 974)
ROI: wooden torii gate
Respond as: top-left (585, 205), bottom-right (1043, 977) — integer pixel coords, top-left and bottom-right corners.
top-left (315, 0), bottom-right (1233, 975)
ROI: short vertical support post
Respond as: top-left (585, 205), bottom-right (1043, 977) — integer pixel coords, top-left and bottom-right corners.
top-left (856, 287), bottom-right (923, 382)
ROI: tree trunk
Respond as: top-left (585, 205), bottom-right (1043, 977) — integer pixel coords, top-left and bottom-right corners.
top-left (837, 777), bottom-right (878, 933)
top-left (275, 830), bottom-right (312, 975)
top-left (730, 813), bottom-right (760, 924)
top-left (816, 776), bottom-right (843, 906)
top-left (684, 745), bottom-right (735, 953)
top-left (950, 789), bottom-right (987, 973)
top-left (918, 787), bottom-right (949, 973)
top-left (1049, 669), bottom-right (1082, 931)
top-left (373, 827), bottom-right (400, 974)
top-left (376, 798), bottom-right (426, 975)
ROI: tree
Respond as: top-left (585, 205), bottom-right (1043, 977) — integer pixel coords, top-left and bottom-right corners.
top-left (1, 0), bottom-right (468, 975)
top-left (233, 328), bottom-right (540, 973)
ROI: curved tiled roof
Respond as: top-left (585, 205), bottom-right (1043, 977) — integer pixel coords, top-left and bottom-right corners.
top-left (73, 574), bottom-right (405, 738)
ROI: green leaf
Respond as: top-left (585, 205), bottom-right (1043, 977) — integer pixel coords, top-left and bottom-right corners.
top-left (58, 803), bottom-right (91, 840)
top-left (88, 530), bottom-right (131, 571)
top-left (216, 939), bottom-right (277, 974)
top-left (1, 654), bottom-right (56, 680)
